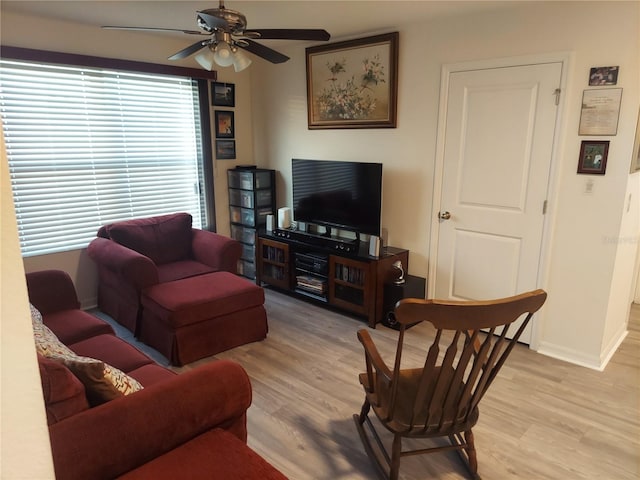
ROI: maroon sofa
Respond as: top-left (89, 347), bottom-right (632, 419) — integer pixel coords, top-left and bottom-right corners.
top-left (87, 212), bottom-right (242, 334)
top-left (27, 269), bottom-right (287, 480)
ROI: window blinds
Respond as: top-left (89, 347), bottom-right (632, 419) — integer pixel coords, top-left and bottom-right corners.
top-left (0, 60), bottom-right (205, 256)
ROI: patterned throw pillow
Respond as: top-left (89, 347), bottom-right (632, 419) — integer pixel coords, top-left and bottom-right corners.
top-left (62, 358), bottom-right (124, 406)
top-left (101, 362), bottom-right (143, 395)
top-left (30, 302), bottom-right (43, 325)
top-left (30, 303), bottom-right (143, 396)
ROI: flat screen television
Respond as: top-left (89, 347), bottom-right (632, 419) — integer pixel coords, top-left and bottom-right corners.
top-left (292, 159), bottom-right (383, 237)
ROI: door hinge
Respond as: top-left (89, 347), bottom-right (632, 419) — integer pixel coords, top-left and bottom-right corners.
top-left (543, 200), bottom-right (548, 214)
top-left (553, 88), bottom-right (561, 106)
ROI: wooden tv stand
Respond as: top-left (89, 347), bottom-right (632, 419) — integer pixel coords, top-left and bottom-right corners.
top-left (256, 230), bottom-right (409, 328)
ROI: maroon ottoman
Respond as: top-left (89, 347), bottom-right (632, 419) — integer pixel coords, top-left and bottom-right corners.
top-left (139, 272), bottom-right (268, 366)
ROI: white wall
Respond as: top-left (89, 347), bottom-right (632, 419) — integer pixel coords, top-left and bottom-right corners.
top-left (1, 131), bottom-right (55, 478)
top-left (602, 172), bottom-right (640, 364)
top-left (250, 1), bottom-right (640, 369)
top-left (635, 252), bottom-right (640, 303)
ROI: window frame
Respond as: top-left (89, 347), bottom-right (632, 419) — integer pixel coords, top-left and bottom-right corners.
top-left (0, 46), bottom-right (218, 253)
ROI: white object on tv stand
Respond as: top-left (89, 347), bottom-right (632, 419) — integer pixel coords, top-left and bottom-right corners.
top-left (277, 207), bottom-right (291, 229)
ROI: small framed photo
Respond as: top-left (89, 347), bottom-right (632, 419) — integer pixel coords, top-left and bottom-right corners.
top-left (214, 110), bottom-right (234, 138)
top-left (212, 82), bottom-right (235, 107)
top-left (577, 140), bottom-right (609, 175)
top-left (589, 66), bottom-right (619, 86)
top-left (215, 140), bottom-right (236, 159)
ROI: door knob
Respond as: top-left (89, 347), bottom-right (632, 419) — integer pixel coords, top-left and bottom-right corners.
top-left (438, 211), bottom-right (451, 220)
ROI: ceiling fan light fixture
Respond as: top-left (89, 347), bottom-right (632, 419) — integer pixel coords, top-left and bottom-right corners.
top-left (194, 49), bottom-right (215, 71)
top-left (233, 49), bottom-right (252, 72)
top-left (213, 41), bottom-right (234, 67)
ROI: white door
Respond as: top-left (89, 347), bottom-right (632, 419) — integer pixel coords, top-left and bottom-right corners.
top-left (434, 62), bottom-right (562, 344)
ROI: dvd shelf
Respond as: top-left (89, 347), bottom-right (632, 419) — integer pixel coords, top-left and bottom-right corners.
top-left (263, 244), bottom-right (285, 263)
top-left (335, 263), bottom-right (365, 286)
top-left (228, 167), bottom-right (275, 280)
top-left (295, 274), bottom-right (327, 295)
top-left (256, 231), bottom-right (410, 328)
top-left (294, 251), bottom-right (328, 300)
top-left (257, 238), bottom-right (290, 290)
top-left (334, 283), bottom-right (364, 306)
top-left (329, 256), bottom-right (370, 314)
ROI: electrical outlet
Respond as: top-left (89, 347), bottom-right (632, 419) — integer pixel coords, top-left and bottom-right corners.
top-left (584, 179), bottom-right (594, 195)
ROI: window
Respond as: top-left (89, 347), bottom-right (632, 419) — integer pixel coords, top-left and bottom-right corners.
top-left (0, 59), bottom-right (211, 256)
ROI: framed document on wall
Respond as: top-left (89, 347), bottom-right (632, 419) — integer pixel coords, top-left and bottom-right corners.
top-left (578, 88), bottom-right (623, 136)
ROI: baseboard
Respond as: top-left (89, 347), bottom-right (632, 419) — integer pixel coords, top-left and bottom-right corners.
top-left (80, 296), bottom-right (98, 310)
top-left (536, 328), bottom-right (628, 371)
top-left (599, 327), bottom-right (629, 370)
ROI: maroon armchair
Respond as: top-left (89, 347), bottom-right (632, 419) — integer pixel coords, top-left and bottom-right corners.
top-left (87, 213), bottom-right (242, 334)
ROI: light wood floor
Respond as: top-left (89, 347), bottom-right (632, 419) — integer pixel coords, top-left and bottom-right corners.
top-left (115, 290), bottom-right (640, 479)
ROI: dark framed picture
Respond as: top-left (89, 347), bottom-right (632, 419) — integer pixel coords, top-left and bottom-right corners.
top-left (215, 140), bottom-right (236, 160)
top-left (306, 32), bottom-right (399, 129)
top-left (577, 140), bottom-right (609, 175)
top-left (589, 66), bottom-right (619, 86)
top-left (214, 110), bottom-right (234, 138)
top-left (212, 82), bottom-right (235, 107)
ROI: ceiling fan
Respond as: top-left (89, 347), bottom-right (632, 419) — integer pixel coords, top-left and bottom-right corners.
top-left (102, 0), bottom-right (331, 72)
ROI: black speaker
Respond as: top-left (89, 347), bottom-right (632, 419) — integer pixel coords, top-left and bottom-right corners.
top-left (382, 275), bottom-right (426, 330)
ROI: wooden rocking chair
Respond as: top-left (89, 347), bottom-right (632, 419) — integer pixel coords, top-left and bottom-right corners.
top-left (354, 289), bottom-right (547, 479)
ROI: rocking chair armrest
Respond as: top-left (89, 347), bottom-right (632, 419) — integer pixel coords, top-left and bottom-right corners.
top-left (357, 329), bottom-right (392, 382)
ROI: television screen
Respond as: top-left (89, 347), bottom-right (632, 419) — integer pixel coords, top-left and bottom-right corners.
top-left (292, 159), bottom-right (382, 236)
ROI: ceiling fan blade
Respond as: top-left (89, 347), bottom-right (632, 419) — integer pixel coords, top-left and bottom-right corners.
top-left (168, 40), bottom-right (209, 61)
top-left (197, 11), bottom-right (229, 31)
top-left (239, 39), bottom-right (289, 64)
top-left (244, 29), bottom-right (330, 41)
top-left (102, 26), bottom-right (208, 36)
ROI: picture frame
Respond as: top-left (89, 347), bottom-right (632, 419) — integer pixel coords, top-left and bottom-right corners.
top-left (215, 140), bottom-right (236, 160)
top-left (305, 32), bottom-right (399, 129)
top-left (212, 82), bottom-right (235, 107)
top-left (578, 88), bottom-right (623, 136)
top-left (214, 110), bottom-right (234, 138)
top-left (589, 66), bottom-right (619, 86)
top-left (577, 140), bottom-right (609, 175)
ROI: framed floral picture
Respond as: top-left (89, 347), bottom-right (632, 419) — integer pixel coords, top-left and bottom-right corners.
top-left (306, 32), bottom-right (398, 129)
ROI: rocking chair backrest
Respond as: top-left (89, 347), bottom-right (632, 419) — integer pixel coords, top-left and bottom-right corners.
top-left (385, 289), bottom-right (547, 434)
